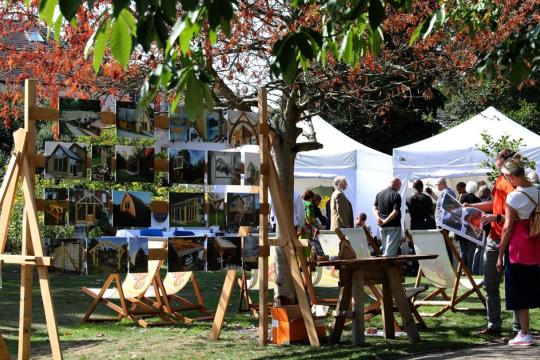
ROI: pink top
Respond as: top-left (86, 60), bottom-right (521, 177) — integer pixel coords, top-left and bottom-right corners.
top-left (509, 219), bottom-right (540, 265)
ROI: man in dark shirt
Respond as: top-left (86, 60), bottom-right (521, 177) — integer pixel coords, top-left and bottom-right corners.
top-left (407, 179), bottom-right (435, 230)
top-left (373, 177), bottom-right (402, 256)
top-left (456, 181), bottom-right (481, 270)
top-left (312, 194), bottom-right (327, 227)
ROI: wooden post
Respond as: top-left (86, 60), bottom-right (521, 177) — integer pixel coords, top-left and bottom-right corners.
top-left (257, 88), bottom-right (269, 345)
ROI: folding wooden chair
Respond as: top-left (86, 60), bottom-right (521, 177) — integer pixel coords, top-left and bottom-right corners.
top-left (81, 238), bottom-right (174, 327)
top-left (237, 252), bottom-right (276, 317)
top-left (144, 271), bottom-right (214, 323)
top-left (409, 229), bottom-right (486, 317)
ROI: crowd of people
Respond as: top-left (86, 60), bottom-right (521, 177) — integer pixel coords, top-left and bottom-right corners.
top-left (295, 148), bottom-right (540, 346)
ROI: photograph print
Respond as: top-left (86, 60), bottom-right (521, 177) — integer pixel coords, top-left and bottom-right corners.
top-left (226, 193), bottom-right (260, 229)
top-left (206, 110), bottom-right (227, 143)
top-left (59, 97), bottom-right (102, 138)
top-left (69, 189), bottom-right (111, 228)
top-left (207, 192), bottom-right (225, 228)
top-left (128, 237), bottom-right (149, 273)
top-left (91, 145), bottom-right (113, 182)
top-left (112, 191), bottom-right (152, 228)
top-left (168, 148), bottom-right (205, 185)
top-left (44, 141), bottom-right (88, 180)
top-left (44, 238), bottom-right (83, 273)
top-left (168, 192), bottom-right (206, 227)
top-left (116, 101), bottom-right (154, 139)
top-left (86, 237), bottom-right (128, 275)
top-left (244, 153), bottom-right (260, 186)
top-left (207, 236), bottom-right (242, 271)
top-left (167, 236), bottom-right (206, 272)
top-left (207, 151), bottom-right (241, 185)
top-left (227, 110), bottom-right (258, 146)
top-left (44, 188), bottom-right (69, 226)
top-left (439, 191), bottom-right (485, 245)
top-left (242, 235), bottom-right (259, 271)
top-left (115, 145), bottom-right (155, 182)
top-left (169, 106), bottom-right (205, 142)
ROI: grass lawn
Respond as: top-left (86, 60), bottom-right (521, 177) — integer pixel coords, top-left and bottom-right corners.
top-left (1, 266), bottom-right (538, 359)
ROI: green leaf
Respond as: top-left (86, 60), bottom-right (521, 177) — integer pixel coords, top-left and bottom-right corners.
top-left (59, 0), bottom-right (82, 20)
top-left (138, 17), bottom-right (155, 52)
top-left (53, 14), bottom-right (63, 43)
top-left (339, 28), bottom-right (354, 63)
top-left (92, 19), bottom-right (111, 73)
top-left (185, 71), bottom-right (204, 120)
top-left (113, 0), bottom-right (130, 17)
top-left (202, 82), bottom-right (215, 110)
top-left (510, 59), bottom-right (530, 86)
top-left (409, 20), bottom-right (424, 46)
top-left (39, 0), bottom-right (57, 25)
top-left (368, 0), bottom-right (385, 29)
top-left (110, 9), bottom-right (133, 68)
top-left (209, 28), bottom-right (217, 44)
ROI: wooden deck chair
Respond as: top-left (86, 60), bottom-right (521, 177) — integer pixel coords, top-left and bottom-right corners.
top-left (409, 229), bottom-right (486, 317)
top-left (144, 271), bottom-right (214, 323)
top-left (82, 238), bottom-right (174, 327)
top-left (338, 228), bottom-right (428, 330)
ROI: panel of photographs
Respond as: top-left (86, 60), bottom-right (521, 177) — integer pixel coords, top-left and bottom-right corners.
top-left (58, 98), bottom-right (259, 146)
top-left (44, 99), bottom-right (262, 276)
top-left (44, 235), bottom-right (260, 275)
top-left (44, 142), bottom-right (260, 186)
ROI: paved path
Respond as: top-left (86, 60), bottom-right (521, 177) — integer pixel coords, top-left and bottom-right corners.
top-left (408, 336), bottom-right (540, 359)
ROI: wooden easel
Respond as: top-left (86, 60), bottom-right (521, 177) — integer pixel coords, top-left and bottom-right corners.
top-left (0, 80), bottom-right (63, 359)
top-left (208, 88), bottom-right (320, 347)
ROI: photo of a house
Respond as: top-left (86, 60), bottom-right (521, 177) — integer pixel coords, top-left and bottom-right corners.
top-left (59, 97), bottom-right (102, 137)
top-left (116, 101), bottom-right (154, 139)
top-left (115, 145), bottom-right (155, 182)
top-left (86, 237), bottom-right (128, 275)
top-left (226, 193), bottom-right (260, 229)
top-left (227, 110), bottom-right (258, 146)
top-left (207, 151), bottom-right (241, 185)
top-left (44, 188), bottom-right (69, 226)
top-left (112, 191), bottom-right (152, 228)
top-left (44, 238), bottom-right (83, 273)
top-left (207, 192), bottom-right (225, 227)
top-left (206, 110), bottom-right (227, 143)
top-left (167, 236), bottom-right (206, 272)
top-left (69, 189), bottom-right (110, 227)
top-left (128, 237), bottom-right (149, 273)
top-left (44, 141), bottom-right (88, 180)
top-left (168, 148), bottom-right (205, 185)
top-left (169, 106), bottom-right (205, 142)
top-left (91, 145), bottom-right (113, 182)
top-left (207, 237), bottom-right (242, 271)
top-left (244, 153), bottom-right (260, 185)
top-left (168, 192), bottom-right (206, 227)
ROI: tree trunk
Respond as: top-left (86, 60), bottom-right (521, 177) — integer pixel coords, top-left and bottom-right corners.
top-left (270, 97), bottom-right (301, 301)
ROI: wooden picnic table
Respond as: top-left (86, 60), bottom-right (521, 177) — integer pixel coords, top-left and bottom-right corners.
top-left (316, 254), bottom-right (437, 346)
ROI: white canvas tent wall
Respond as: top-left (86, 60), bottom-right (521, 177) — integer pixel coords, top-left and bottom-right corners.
top-left (392, 107), bottom-right (540, 218)
top-left (295, 116), bottom-right (393, 230)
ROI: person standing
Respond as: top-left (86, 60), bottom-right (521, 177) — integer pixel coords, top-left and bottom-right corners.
top-left (527, 171), bottom-right (540, 190)
top-left (312, 194), bottom-right (327, 228)
top-left (456, 181), bottom-right (481, 270)
top-left (456, 182), bottom-right (467, 201)
top-left (434, 177), bottom-right (457, 225)
top-left (407, 179), bottom-right (435, 230)
top-left (497, 157), bottom-right (540, 346)
top-left (373, 177), bottom-right (402, 256)
top-left (466, 149), bottom-right (519, 337)
top-left (330, 176), bottom-right (354, 230)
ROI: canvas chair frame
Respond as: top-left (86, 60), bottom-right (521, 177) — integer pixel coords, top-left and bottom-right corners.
top-left (410, 229), bottom-right (486, 317)
top-left (81, 243), bottom-right (176, 328)
top-left (145, 271), bottom-right (214, 324)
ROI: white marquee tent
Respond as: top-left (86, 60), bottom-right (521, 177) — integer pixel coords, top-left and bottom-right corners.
top-left (295, 116), bottom-right (393, 229)
top-left (392, 107), bottom-right (540, 217)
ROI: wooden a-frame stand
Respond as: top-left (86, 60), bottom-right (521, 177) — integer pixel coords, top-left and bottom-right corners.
top-left (208, 88), bottom-right (320, 347)
top-left (0, 80), bottom-right (63, 359)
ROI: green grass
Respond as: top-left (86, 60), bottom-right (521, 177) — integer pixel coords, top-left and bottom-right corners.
top-left (1, 266), bottom-right (537, 359)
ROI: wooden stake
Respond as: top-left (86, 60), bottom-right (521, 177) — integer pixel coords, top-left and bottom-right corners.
top-left (257, 88), bottom-right (269, 345)
top-left (209, 270), bottom-right (237, 341)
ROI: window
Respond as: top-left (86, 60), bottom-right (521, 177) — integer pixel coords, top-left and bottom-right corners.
top-left (53, 157), bottom-right (67, 173)
top-left (26, 30), bottom-right (44, 43)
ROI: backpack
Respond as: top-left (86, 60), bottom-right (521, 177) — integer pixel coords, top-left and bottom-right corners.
top-left (517, 189), bottom-right (540, 241)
